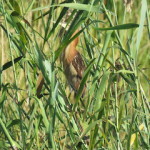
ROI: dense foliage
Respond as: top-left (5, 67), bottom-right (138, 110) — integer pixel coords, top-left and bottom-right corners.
top-left (0, 0), bottom-right (149, 149)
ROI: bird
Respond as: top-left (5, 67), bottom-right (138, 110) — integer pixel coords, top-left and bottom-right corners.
top-left (62, 30), bottom-right (86, 96)
top-left (36, 30), bottom-right (86, 98)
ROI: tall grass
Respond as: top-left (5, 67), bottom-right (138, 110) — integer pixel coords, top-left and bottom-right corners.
top-left (0, 0), bottom-right (149, 149)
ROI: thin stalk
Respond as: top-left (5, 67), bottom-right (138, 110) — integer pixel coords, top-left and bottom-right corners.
top-left (102, 3), bottom-right (134, 72)
top-left (146, 9), bottom-right (150, 39)
top-left (1, 23), bottom-right (5, 87)
top-left (112, 0), bottom-right (118, 25)
top-left (114, 81), bottom-right (120, 150)
top-left (0, 118), bottom-right (20, 149)
top-left (2, 1), bottom-right (26, 149)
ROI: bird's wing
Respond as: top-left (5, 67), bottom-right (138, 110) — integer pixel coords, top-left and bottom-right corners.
top-left (72, 52), bottom-right (86, 78)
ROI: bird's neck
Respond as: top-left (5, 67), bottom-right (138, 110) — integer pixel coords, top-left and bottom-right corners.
top-left (64, 31), bottom-right (79, 63)
top-left (65, 43), bottom-right (77, 63)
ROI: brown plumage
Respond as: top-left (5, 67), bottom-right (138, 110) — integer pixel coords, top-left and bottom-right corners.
top-left (36, 30), bottom-right (86, 98)
top-left (62, 30), bottom-right (86, 94)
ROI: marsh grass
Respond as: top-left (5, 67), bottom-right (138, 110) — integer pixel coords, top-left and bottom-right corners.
top-left (0, 0), bottom-right (149, 149)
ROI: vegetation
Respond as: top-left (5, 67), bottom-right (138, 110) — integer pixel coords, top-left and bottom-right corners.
top-left (0, 0), bottom-right (149, 149)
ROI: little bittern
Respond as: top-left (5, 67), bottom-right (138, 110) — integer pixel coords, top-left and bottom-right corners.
top-left (62, 30), bottom-right (86, 94)
top-left (36, 30), bottom-right (86, 98)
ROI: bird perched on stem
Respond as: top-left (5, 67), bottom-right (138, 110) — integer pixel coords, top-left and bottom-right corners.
top-left (36, 30), bottom-right (86, 98)
top-left (62, 30), bottom-right (86, 96)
